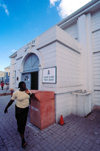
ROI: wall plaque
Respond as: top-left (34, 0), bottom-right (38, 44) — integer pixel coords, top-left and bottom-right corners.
top-left (42, 67), bottom-right (57, 84)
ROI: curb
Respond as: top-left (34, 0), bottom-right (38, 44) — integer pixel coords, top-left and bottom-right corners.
top-left (0, 93), bottom-right (11, 96)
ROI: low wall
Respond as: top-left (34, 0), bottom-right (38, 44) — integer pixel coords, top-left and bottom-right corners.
top-left (55, 92), bottom-right (74, 122)
top-left (55, 91), bottom-right (92, 122)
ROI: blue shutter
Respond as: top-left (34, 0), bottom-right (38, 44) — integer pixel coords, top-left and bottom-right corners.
top-left (23, 54), bottom-right (39, 72)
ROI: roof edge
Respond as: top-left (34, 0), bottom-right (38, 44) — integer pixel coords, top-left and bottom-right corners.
top-left (9, 51), bottom-right (17, 58)
top-left (58, 0), bottom-right (99, 27)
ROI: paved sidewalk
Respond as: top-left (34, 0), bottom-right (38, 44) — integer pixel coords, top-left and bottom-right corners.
top-left (0, 95), bottom-right (100, 151)
top-left (0, 86), bottom-right (10, 94)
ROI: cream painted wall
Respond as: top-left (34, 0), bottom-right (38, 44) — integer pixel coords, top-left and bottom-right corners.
top-left (92, 10), bottom-right (100, 106)
top-left (64, 22), bottom-right (78, 40)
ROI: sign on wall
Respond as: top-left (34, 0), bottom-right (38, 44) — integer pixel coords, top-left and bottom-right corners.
top-left (42, 67), bottom-right (57, 84)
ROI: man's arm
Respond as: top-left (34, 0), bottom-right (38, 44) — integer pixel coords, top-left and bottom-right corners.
top-left (4, 100), bottom-right (14, 113)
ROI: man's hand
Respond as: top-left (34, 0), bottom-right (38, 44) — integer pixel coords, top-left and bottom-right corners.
top-left (4, 108), bottom-right (8, 113)
top-left (4, 99), bottom-right (14, 114)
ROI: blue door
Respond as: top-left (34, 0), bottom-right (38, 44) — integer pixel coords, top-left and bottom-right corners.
top-left (22, 73), bottom-right (31, 89)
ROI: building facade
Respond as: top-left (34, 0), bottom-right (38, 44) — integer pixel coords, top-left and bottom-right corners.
top-left (57, 0), bottom-right (100, 107)
top-left (10, 0), bottom-right (100, 121)
top-left (0, 66), bottom-right (10, 83)
top-left (0, 71), bottom-right (5, 82)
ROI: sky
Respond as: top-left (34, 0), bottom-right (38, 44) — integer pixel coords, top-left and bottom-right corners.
top-left (0, 0), bottom-right (91, 71)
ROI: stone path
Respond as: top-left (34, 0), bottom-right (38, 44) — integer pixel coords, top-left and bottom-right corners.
top-left (0, 95), bottom-right (100, 151)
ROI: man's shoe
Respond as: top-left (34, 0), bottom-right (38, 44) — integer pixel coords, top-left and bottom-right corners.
top-left (22, 138), bottom-right (27, 148)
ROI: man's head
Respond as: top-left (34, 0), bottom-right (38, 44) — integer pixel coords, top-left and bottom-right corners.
top-left (18, 81), bottom-right (26, 91)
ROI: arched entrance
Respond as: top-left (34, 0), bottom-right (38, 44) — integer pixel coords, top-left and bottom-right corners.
top-left (22, 53), bottom-right (39, 90)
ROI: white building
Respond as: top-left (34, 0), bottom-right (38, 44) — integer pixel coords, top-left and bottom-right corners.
top-left (0, 66), bottom-right (10, 83)
top-left (4, 66), bottom-right (10, 76)
top-left (10, 0), bottom-right (100, 121)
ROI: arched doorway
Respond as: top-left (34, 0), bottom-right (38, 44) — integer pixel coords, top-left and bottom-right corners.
top-left (22, 53), bottom-right (39, 90)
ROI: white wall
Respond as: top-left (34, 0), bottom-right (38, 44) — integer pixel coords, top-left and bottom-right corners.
top-left (77, 14), bottom-right (94, 93)
top-left (10, 57), bottom-right (17, 89)
top-left (55, 27), bottom-right (82, 121)
top-left (56, 43), bottom-right (81, 92)
top-left (64, 22), bottom-right (78, 40)
top-left (39, 43), bottom-right (57, 91)
top-left (36, 26), bottom-right (57, 50)
top-left (61, 10), bottom-right (100, 107)
top-left (55, 93), bottom-right (74, 121)
top-left (56, 27), bottom-right (81, 92)
top-left (91, 10), bottom-right (100, 32)
top-left (37, 26), bottom-right (82, 93)
top-left (92, 10), bottom-right (100, 105)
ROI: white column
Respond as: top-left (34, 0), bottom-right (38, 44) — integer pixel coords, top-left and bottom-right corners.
top-left (78, 14), bottom-right (93, 91)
